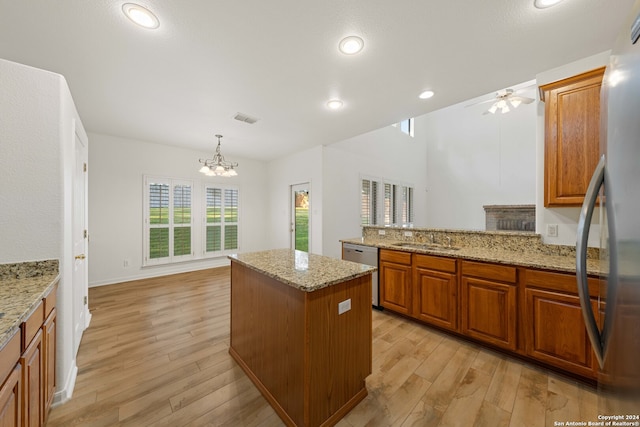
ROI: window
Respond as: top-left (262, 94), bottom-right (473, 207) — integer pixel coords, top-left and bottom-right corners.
top-left (144, 177), bottom-right (193, 265)
top-left (361, 177), bottom-right (413, 227)
top-left (205, 185), bottom-right (239, 254)
top-left (361, 178), bottom-right (378, 225)
top-left (392, 118), bottom-right (414, 137)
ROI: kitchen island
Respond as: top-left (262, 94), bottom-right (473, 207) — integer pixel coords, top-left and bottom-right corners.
top-left (228, 249), bottom-right (375, 427)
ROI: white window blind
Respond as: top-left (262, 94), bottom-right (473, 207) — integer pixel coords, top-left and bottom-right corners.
top-left (361, 177), bottom-right (414, 228)
top-left (361, 178), bottom-right (379, 226)
top-left (205, 185), bottom-right (239, 254)
top-left (144, 177), bottom-right (194, 266)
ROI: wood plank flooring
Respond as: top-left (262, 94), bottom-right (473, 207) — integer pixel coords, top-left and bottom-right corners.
top-left (46, 267), bottom-right (597, 427)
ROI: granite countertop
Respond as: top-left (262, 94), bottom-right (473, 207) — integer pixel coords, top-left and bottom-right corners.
top-left (0, 260), bottom-right (59, 350)
top-left (341, 237), bottom-right (603, 276)
top-left (229, 249), bottom-right (376, 292)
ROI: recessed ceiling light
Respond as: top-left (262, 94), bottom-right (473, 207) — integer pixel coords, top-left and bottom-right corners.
top-left (534, 0), bottom-right (565, 9)
top-left (122, 3), bottom-right (160, 29)
top-left (339, 36), bottom-right (364, 55)
top-left (419, 90), bottom-right (435, 99)
top-left (326, 99), bottom-right (344, 110)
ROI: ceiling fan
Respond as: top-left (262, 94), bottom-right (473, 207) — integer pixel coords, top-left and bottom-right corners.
top-left (468, 88), bottom-right (535, 115)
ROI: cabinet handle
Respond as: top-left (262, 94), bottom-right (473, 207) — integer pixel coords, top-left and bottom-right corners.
top-left (75, 254), bottom-right (86, 260)
top-left (576, 154), bottom-right (605, 369)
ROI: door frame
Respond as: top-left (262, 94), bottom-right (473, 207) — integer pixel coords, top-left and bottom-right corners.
top-left (290, 182), bottom-right (310, 252)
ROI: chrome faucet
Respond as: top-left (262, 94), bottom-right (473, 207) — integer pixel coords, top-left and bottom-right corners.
top-left (445, 236), bottom-right (452, 247)
top-left (429, 234), bottom-right (435, 244)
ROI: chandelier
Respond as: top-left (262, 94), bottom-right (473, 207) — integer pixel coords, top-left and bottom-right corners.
top-left (199, 134), bottom-right (238, 177)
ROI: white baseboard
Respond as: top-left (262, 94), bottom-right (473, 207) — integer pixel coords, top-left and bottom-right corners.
top-left (51, 361), bottom-right (77, 407)
top-left (89, 257), bottom-right (230, 288)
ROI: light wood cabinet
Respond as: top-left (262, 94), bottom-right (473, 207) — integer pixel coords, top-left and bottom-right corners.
top-left (0, 283), bottom-right (57, 427)
top-left (461, 261), bottom-right (517, 351)
top-left (523, 269), bottom-right (599, 379)
top-left (540, 67), bottom-right (605, 207)
top-left (21, 329), bottom-right (43, 427)
top-left (412, 254), bottom-right (458, 331)
top-left (379, 249), bottom-right (412, 315)
top-left (0, 332), bottom-right (21, 427)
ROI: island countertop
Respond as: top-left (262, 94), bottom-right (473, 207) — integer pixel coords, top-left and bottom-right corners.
top-left (0, 260), bottom-right (59, 350)
top-left (229, 249), bottom-right (376, 292)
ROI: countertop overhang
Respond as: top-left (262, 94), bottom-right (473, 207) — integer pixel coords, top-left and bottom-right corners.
top-left (229, 249), bottom-right (376, 292)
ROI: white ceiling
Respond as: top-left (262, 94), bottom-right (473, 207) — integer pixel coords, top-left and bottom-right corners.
top-left (0, 0), bottom-right (634, 161)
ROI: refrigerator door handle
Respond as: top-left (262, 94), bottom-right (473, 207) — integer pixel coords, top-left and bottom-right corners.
top-left (576, 154), bottom-right (606, 369)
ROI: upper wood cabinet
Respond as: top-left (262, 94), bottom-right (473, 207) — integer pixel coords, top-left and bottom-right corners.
top-left (540, 67), bottom-right (605, 207)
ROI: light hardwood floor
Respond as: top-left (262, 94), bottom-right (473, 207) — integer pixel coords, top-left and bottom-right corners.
top-left (46, 267), bottom-right (597, 427)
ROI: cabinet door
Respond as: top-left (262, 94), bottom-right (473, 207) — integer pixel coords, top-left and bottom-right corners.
top-left (379, 260), bottom-right (412, 315)
top-left (413, 267), bottom-right (457, 331)
top-left (461, 276), bottom-right (517, 351)
top-left (43, 309), bottom-right (56, 420)
top-left (525, 288), bottom-right (598, 379)
top-left (21, 330), bottom-right (43, 427)
top-left (541, 67), bottom-right (605, 206)
top-left (0, 364), bottom-right (21, 427)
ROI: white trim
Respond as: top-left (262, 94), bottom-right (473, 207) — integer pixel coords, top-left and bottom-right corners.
top-left (51, 361), bottom-right (78, 407)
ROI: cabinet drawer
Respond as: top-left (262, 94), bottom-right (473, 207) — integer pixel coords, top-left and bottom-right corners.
top-left (0, 331), bottom-right (20, 386)
top-left (462, 261), bottom-right (516, 284)
top-left (44, 284), bottom-right (57, 318)
top-left (21, 301), bottom-right (44, 352)
top-left (524, 269), bottom-right (599, 297)
top-left (380, 249), bottom-right (412, 265)
top-left (414, 254), bottom-right (456, 273)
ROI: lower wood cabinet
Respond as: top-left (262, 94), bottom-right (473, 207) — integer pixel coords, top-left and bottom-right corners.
top-left (412, 254), bottom-right (458, 331)
top-left (0, 332), bottom-right (22, 427)
top-left (379, 249), bottom-right (412, 315)
top-left (523, 269), bottom-right (600, 379)
top-left (0, 282), bottom-right (57, 427)
top-left (21, 330), bottom-right (43, 427)
top-left (377, 248), bottom-right (601, 381)
top-left (461, 261), bottom-right (517, 351)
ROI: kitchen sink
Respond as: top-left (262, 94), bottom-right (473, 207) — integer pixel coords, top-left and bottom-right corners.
top-left (392, 242), bottom-right (460, 251)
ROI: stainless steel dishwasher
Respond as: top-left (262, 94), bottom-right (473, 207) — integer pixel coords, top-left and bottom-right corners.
top-left (342, 243), bottom-right (380, 309)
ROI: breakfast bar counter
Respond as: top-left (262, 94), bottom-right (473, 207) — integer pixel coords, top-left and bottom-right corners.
top-left (228, 249), bottom-right (375, 427)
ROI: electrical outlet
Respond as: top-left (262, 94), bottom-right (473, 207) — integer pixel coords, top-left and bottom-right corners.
top-left (404, 231), bottom-right (413, 237)
top-left (338, 299), bottom-right (351, 315)
top-left (547, 224), bottom-right (558, 237)
top-left (378, 229), bottom-right (386, 235)
top-left (124, 259), bottom-right (130, 267)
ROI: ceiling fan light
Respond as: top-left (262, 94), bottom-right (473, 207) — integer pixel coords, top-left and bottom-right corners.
top-left (510, 99), bottom-right (522, 108)
top-left (501, 105), bottom-right (510, 114)
top-left (488, 105), bottom-right (498, 114)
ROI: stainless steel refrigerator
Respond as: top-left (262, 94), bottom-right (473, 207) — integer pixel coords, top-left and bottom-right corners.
top-left (577, 0), bottom-right (640, 416)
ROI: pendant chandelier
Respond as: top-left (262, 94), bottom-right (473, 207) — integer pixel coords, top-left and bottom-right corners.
top-left (199, 134), bottom-right (238, 177)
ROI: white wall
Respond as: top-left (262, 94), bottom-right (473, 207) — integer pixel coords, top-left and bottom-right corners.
top-left (88, 133), bottom-right (270, 286)
top-left (322, 125), bottom-right (428, 259)
top-left (0, 58), bottom-right (88, 407)
top-left (535, 51), bottom-right (610, 246)
top-left (266, 145), bottom-right (324, 254)
top-left (0, 59), bottom-right (62, 262)
top-left (419, 83), bottom-right (538, 230)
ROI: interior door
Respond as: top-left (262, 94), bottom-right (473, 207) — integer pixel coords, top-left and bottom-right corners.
top-left (290, 183), bottom-right (310, 252)
top-left (72, 131), bottom-right (88, 356)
